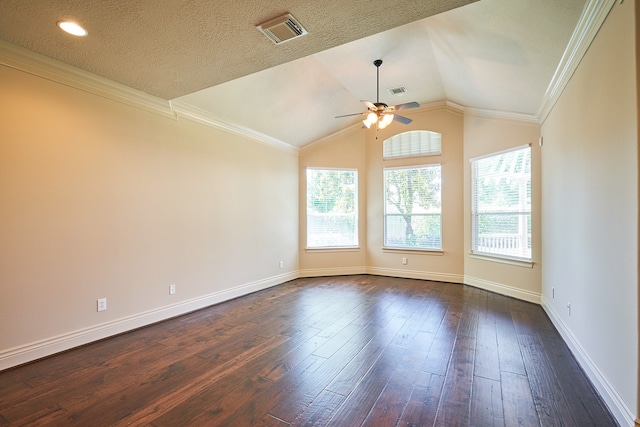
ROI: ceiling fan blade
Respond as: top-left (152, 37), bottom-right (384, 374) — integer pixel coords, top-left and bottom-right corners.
top-left (392, 101), bottom-right (420, 111)
top-left (335, 112), bottom-right (365, 118)
top-left (361, 100), bottom-right (376, 110)
top-left (394, 114), bottom-right (413, 124)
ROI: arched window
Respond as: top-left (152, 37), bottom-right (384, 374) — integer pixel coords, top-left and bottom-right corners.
top-left (383, 130), bottom-right (441, 160)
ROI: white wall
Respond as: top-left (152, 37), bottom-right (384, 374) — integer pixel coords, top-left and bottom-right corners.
top-left (540, 1), bottom-right (638, 424)
top-left (0, 62), bottom-right (299, 369)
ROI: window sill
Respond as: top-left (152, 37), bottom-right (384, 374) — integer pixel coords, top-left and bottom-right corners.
top-left (383, 247), bottom-right (444, 255)
top-left (469, 252), bottom-right (533, 268)
top-left (306, 246), bottom-right (360, 253)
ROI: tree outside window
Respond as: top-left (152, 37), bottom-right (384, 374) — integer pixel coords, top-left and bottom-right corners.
top-left (384, 164), bottom-right (442, 250)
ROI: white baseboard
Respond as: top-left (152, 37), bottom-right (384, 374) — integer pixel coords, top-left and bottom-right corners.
top-left (464, 275), bottom-right (541, 303)
top-left (0, 271), bottom-right (298, 371)
top-left (366, 267), bottom-right (464, 284)
top-left (542, 297), bottom-right (635, 427)
top-left (5, 268), bottom-right (633, 427)
top-left (298, 266), bottom-right (367, 277)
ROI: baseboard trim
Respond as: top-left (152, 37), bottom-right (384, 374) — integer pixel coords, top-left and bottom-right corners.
top-left (299, 266), bottom-right (367, 277)
top-left (542, 297), bottom-right (635, 427)
top-left (464, 275), bottom-right (541, 304)
top-left (0, 271), bottom-right (297, 371)
top-left (366, 267), bottom-right (464, 284)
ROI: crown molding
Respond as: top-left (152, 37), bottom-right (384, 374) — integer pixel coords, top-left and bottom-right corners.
top-left (0, 40), bottom-right (174, 118)
top-left (464, 107), bottom-right (540, 125)
top-left (401, 99), bottom-right (464, 116)
top-left (1, 0), bottom-right (617, 150)
top-left (299, 100), bottom-right (464, 152)
top-left (537, 0), bottom-right (617, 123)
top-left (171, 101), bottom-right (299, 155)
top-left (419, 100), bottom-right (465, 115)
top-left (0, 40), bottom-right (299, 154)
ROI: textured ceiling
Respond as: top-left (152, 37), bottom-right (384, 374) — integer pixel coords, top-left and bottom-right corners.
top-left (0, 0), bottom-right (476, 99)
top-left (0, 0), bottom-right (587, 147)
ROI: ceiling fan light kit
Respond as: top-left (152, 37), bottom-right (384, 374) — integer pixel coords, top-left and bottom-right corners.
top-left (335, 59), bottom-right (419, 130)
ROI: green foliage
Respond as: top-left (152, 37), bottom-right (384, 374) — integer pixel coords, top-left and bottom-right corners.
top-left (307, 169), bottom-right (356, 214)
top-left (384, 165), bottom-right (441, 248)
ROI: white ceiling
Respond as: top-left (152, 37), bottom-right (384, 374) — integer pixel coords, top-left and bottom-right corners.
top-left (0, 0), bottom-right (586, 147)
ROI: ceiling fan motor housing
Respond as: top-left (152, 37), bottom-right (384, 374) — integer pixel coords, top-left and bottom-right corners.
top-left (334, 58), bottom-right (418, 127)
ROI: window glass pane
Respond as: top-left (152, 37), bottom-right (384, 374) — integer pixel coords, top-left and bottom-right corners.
top-left (471, 146), bottom-right (531, 260)
top-left (384, 164), bottom-right (441, 250)
top-left (383, 130), bottom-right (442, 159)
top-left (306, 169), bottom-right (358, 248)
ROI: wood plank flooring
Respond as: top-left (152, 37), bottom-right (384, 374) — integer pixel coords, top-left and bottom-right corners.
top-left (0, 275), bottom-right (618, 426)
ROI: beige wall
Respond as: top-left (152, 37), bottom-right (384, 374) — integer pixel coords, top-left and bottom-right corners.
top-left (463, 114), bottom-right (542, 302)
top-left (541, 0), bottom-right (638, 423)
top-left (1, 3), bottom-right (637, 422)
top-left (299, 128), bottom-right (368, 275)
top-left (0, 64), bottom-right (299, 368)
top-left (299, 105), bottom-right (542, 300)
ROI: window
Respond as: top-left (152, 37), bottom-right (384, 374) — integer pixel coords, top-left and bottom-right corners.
top-left (383, 130), bottom-right (442, 160)
top-left (306, 168), bottom-right (358, 248)
top-left (384, 164), bottom-right (442, 250)
top-left (471, 145), bottom-right (531, 260)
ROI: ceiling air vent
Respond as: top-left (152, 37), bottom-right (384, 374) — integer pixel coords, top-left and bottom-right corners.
top-left (388, 86), bottom-right (407, 96)
top-left (257, 13), bottom-right (308, 45)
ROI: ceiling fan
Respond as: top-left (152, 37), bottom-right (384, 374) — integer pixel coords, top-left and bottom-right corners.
top-left (335, 59), bottom-right (420, 129)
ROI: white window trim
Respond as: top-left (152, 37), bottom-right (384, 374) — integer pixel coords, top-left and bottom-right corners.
top-left (306, 167), bottom-right (359, 249)
top-left (469, 252), bottom-right (533, 268)
top-left (305, 247), bottom-right (360, 252)
top-left (470, 145), bottom-right (532, 263)
top-left (383, 130), bottom-right (442, 160)
top-left (383, 163), bottom-right (442, 251)
top-left (383, 247), bottom-right (444, 255)
top-left (468, 143), bottom-right (530, 163)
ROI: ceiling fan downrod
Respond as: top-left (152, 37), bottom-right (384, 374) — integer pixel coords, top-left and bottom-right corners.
top-left (374, 59), bottom-right (382, 105)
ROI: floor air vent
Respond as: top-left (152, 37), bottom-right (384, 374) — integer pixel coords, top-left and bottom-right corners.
top-left (257, 13), bottom-right (308, 45)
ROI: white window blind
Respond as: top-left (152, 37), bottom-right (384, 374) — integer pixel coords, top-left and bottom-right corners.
top-left (383, 130), bottom-right (442, 160)
top-left (384, 164), bottom-right (441, 250)
top-left (471, 146), bottom-right (531, 260)
top-left (306, 168), bottom-right (358, 248)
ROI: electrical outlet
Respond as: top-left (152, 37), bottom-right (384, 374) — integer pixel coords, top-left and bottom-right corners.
top-left (169, 284), bottom-right (176, 295)
top-left (567, 302), bottom-right (571, 316)
top-left (97, 298), bottom-right (107, 312)
top-left (279, 260), bottom-right (284, 269)
top-left (402, 257), bottom-right (407, 265)
top-left (552, 287), bottom-right (555, 299)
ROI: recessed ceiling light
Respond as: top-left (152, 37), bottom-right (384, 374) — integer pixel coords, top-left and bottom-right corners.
top-left (57, 21), bottom-right (88, 37)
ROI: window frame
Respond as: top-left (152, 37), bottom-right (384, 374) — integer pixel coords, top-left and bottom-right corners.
top-left (383, 130), bottom-right (442, 160)
top-left (305, 167), bottom-right (359, 250)
top-left (470, 144), bottom-right (532, 263)
top-left (383, 163), bottom-right (442, 252)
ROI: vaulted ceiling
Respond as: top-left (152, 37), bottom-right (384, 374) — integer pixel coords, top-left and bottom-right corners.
top-left (0, 0), bottom-right (587, 147)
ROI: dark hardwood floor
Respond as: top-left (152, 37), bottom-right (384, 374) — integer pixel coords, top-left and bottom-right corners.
top-left (0, 275), bottom-right (617, 426)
